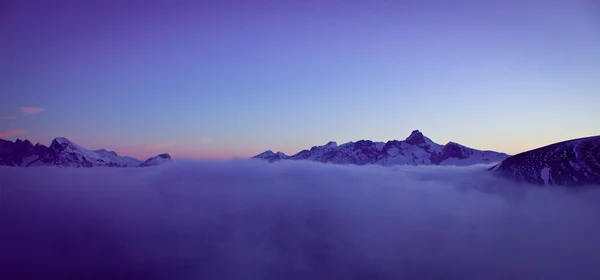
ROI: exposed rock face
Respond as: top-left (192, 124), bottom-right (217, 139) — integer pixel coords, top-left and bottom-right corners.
top-left (489, 136), bottom-right (600, 186)
top-left (253, 130), bottom-right (509, 167)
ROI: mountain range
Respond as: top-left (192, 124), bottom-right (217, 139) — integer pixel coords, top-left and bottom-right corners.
top-left (3, 132), bottom-right (598, 187)
top-left (0, 137), bottom-right (171, 167)
top-left (253, 130), bottom-right (600, 186)
top-left (253, 130), bottom-right (510, 166)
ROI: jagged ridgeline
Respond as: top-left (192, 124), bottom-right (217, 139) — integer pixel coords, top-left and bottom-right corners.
top-left (0, 137), bottom-right (171, 167)
top-left (253, 130), bottom-right (509, 166)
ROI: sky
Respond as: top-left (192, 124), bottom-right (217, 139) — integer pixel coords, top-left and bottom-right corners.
top-left (0, 0), bottom-right (599, 159)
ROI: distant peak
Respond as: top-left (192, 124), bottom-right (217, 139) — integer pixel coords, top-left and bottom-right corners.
top-left (407, 130), bottom-right (423, 138)
top-left (405, 130), bottom-right (426, 145)
top-left (140, 153), bottom-right (173, 166)
top-left (94, 149), bottom-right (118, 156)
top-left (50, 137), bottom-right (79, 152)
top-left (156, 153), bottom-right (171, 159)
top-left (144, 153), bottom-right (172, 161)
top-left (52, 137), bottom-right (73, 145)
top-left (310, 141), bottom-right (338, 151)
top-left (252, 150), bottom-right (276, 159)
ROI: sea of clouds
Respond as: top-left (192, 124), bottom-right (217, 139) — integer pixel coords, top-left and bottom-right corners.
top-left (1, 160), bottom-right (600, 279)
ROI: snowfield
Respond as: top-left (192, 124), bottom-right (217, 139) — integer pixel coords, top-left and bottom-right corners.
top-left (1, 160), bottom-right (600, 279)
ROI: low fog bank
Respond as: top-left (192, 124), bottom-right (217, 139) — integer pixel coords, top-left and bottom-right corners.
top-left (1, 160), bottom-right (600, 279)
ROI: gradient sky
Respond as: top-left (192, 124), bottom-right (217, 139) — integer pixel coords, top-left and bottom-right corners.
top-left (1, 0), bottom-right (599, 159)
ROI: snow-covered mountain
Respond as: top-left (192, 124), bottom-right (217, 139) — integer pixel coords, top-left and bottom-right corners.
top-left (490, 135), bottom-right (600, 186)
top-left (0, 137), bottom-right (172, 167)
top-left (140, 154), bottom-right (172, 167)
top-left (252, 130), bottom-right (509, 166)
top-left (253, 150), bottom-right (290, 163)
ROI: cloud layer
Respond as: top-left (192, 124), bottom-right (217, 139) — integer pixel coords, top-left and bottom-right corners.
top-left (199, 138), bottom-right (213, 143)
top-left (0, 129), bottom-right (27, 137)
top-left (152, 143), bottom-right (174, 149)
top-left (20, 107), bottom-right (44, 115)
top-left (1, 160), bottom-right (600, 279)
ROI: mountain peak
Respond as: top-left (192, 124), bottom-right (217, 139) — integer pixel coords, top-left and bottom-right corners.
top-left (156, 153), bottom-right (171, 159)
top-left (255, 150), bottom-right (274, 157)
top-left (252, 150), bottom-right (276, 160)
top-left (252, 150), bottom-right (288, 162)
top-left (12, 139), bottom-right (33, 148)
top-left (52, 137), bottom-right (72, 145)
top-left (445, 141), bottom-right (462, 147)
top-left (94, 149), bottom-right (118, 156)
top-left (50, 137), bottom-right (76, 152)
top-left (405, 130), bottom-right (426, 145)
top-left (326, 141), bottom-right (337, 147)
top-left (140, 153), bottom-right (173, 167)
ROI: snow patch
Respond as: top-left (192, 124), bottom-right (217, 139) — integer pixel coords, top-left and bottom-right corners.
top-left (541, 167), bottom-right (551, 185)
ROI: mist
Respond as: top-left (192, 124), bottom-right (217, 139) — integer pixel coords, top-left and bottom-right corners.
top-left (1, 160), bottom-right (600, 279)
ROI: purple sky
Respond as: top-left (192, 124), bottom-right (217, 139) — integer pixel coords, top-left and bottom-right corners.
top-left (1, 0), bottom-right (599, 159)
